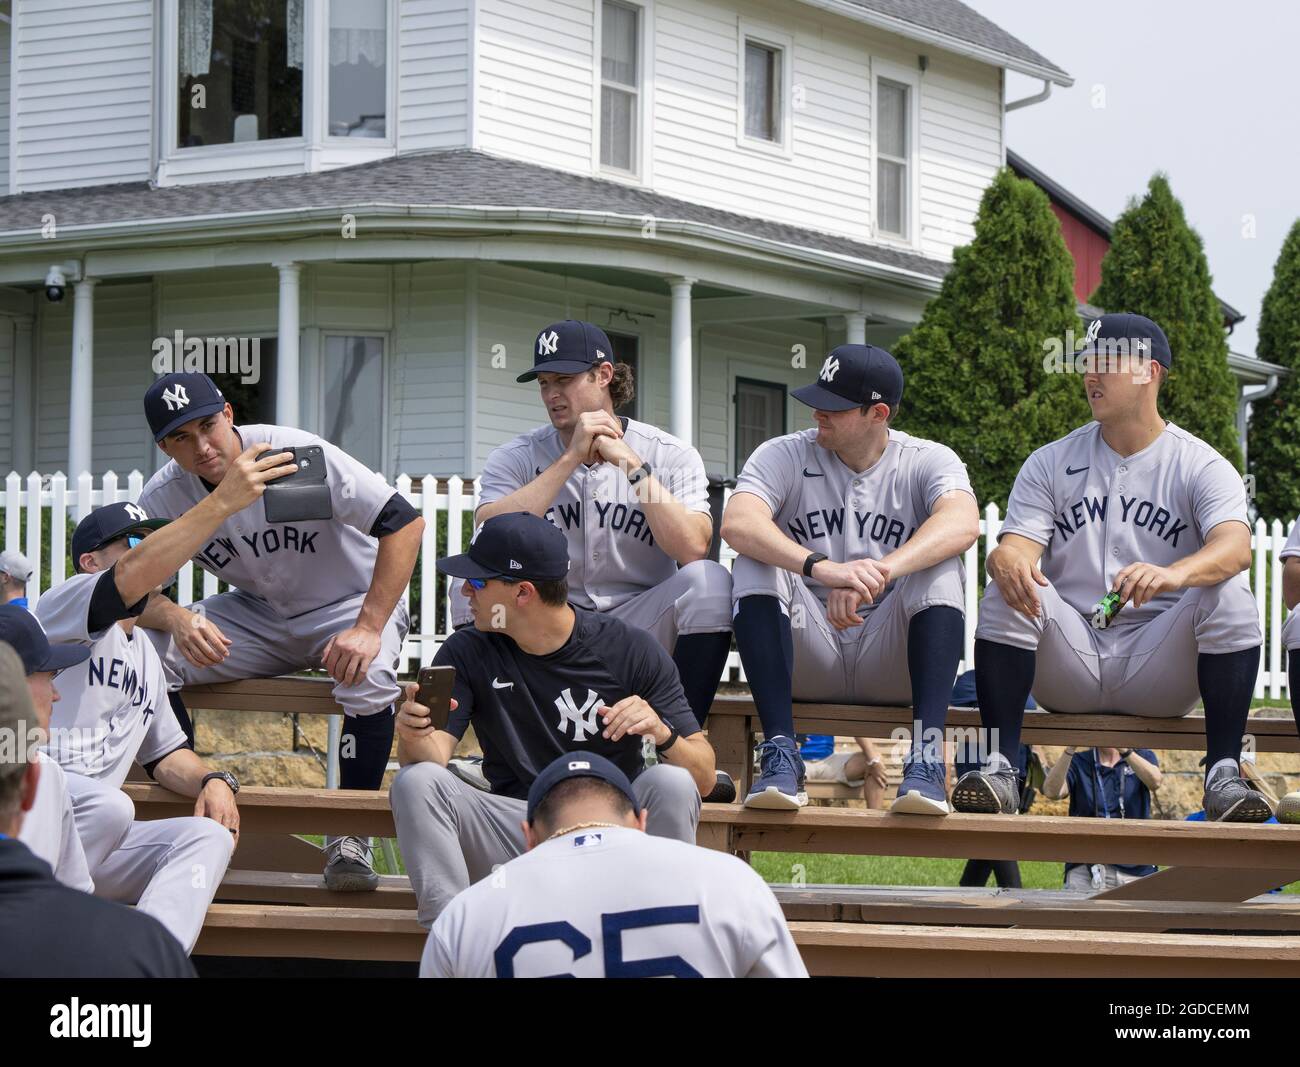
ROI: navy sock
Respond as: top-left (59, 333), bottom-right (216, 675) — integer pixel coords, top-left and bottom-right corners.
top-left (340, 707), bottom-right (396, 791)
top-left (907, 606), bottom-right (964, 761)
top-left (1291, 657), bottom-right (1300, 741)
top-left (168, 691), bottom-right (195, 749)
top-left (974, 639), bottom-right (1035, 764)
top-left (734, 595), bottom-right (795, 739)
top-left (672, 632), bottom-right (732, 727)
top-left (1199, 648), bottom-right (1260, 771)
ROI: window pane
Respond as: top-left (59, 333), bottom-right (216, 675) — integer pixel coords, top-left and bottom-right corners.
top-left (602, 2), bottom-right (638, 88)
top-left (736, 380), bottom-right (785, 470)
top-left (878, 79), bottom-right (907, 159)
top-left (177, 0), bottom-right (304, 148)
top-left (329, 0), bottom-right (387, 138)
top-left (210, 338), bottom-right (278, 424)
top-left (877, 158), bottom-right (904, 235)
top-left (744, 42), bottom-right (780, 142)
top-left (601, 86), bottom-right (635, 171)
top-left (323, 336), bottom-right (384, 473)
top-left (606, 331), bottom-right (639, 418)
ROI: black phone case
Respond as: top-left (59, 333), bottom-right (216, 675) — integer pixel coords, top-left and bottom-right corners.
top-left (263, 445), bottom-right (334, 523)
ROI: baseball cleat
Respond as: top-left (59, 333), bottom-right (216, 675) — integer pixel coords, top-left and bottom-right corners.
top-left (448, 755), bottom-right (491, 792)
top-left (1203, 764), bottom-right (1275, 823)
top-left (1278, 791), bottom-right (1300, 825)
top-left (323, 835), bottom-right (380, 891)
top-left (704, 770), bottom-right (737, 804)
top-left (952, 767), bottom-right (1019, 814)
top-left (891, 757), bottom-right (950, 816)
top-left (744, 737), bottom-right (807, 810)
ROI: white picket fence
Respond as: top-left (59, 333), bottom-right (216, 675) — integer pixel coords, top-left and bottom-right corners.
top-left (4, 470), bottom-right (1295, 700)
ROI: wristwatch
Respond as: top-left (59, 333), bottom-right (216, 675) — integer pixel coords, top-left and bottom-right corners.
top-left (803, 552), bottom-right (828, 578)
top-left (201, 770), bottom-right (240, 795)
top-left (656, 724), bottom-right (680, 755)
top-left (626, 462), bottom-right (653, 486)
top-left (1118, 749), bottom-right (1133, 760)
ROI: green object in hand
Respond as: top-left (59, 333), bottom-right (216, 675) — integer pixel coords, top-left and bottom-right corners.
top-left (1091, 590), bottom-right (1123, 630)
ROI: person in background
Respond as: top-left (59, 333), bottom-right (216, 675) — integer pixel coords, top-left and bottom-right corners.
top-left (1041, 743), bottom-right (1162, 891)
top-left (0, 551), bottom-right (33, 608)
top-left (800, 734), bottom-right (889, 808)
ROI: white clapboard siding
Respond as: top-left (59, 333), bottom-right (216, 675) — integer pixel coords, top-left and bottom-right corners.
top-left (399, 0), bottom-right (473, 151)
top-left (11, 0), bottom-right (153, 192)
top-left (0, 319), bottom-right (13, 472)
top-left (475, 0), bottom-right (595, 168)
top-left (0, 19), bottom-right (11, 196)
top-left (157, 269), bottom-right (282, 337)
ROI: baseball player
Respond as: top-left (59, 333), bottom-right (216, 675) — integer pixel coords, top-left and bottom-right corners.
top-left (721, 344), bottom-right (979, 813)
top-left (0, 550), bottom-right (33, 608)
top-left (1279, 517), bottom-right (1300, 823)
top-left (953, 314), bottom-right (1269, 823)
top-left (133, 372), bottom-right (424, 890)
top-left (390, 511), bottom-right (713, 926)
top-left (422, 751), bottom-right (806, 978)
top-left (33, 484), bottom-right (308, 949)
top-left (468, 320), bottom-right (735, 801)
top-left (1, 606), bottom-right (94, 891)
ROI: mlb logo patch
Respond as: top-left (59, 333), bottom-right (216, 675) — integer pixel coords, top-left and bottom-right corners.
top-left (572, 832), bottom-right (604, 848)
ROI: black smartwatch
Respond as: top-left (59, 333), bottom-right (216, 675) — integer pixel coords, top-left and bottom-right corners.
top-left (201, 770), bottom-right (240, 795)
top-left (1118, 749), bottom-right (1133, 760)
top-left (626, 462), bottom-right (653, 486)
top-left (803, 552), bottom-right (828, 578)
top-left (656, 724), bottom-right (680, 755)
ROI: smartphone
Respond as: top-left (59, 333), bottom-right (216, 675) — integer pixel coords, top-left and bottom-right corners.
top-left (263, 445), bottom-right (333, 523)
top-left (415, 666), bottom-right (457, 731)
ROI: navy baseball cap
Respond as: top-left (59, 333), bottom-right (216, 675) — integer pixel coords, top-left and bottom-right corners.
top-left (517, 320), bottom-right (615, 383)
top-left (1077, 313), bottom-right (1172, 369)
top-left (437, 512), bottom-right (571, 583)
top-left (526, 751), bottom-right (642, 824)
top-left (0, 605), bottom-right (91, 674)
top-left (792, 345), bottom-right (904, 412)
top-left (71, 502), bottom-right (169, 573)
top-left (144, 373), bottom-right (229, 442)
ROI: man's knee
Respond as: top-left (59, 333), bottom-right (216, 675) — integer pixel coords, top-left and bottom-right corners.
top-left (675, 559), bottom-right (733, 630)
top-left (1188, 579), bottom-right (1261, 649)
top-left (94, 788), bottom-right (136, 840)
top-left (730, 555), bottom-right (790, 606)
top-left (896, 556), bottom-right (965, 616)
top-left (391, 760), bottom-right (458, 812)
top-left (974, 578), bottom-right (1043, 648)
top-left (637, 763), bottom-right (700, 806)
top-left (189, 817), bottom-right (236, 866)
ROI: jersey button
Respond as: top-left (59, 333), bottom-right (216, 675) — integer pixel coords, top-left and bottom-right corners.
top-left (1112, 547), bottom-right (1120, 557)
top-left (1118, 465), bottom-right (1128, 473)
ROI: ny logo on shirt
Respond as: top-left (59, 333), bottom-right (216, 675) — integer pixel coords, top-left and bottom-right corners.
top-left (554, 687), bottom-right (603, 742)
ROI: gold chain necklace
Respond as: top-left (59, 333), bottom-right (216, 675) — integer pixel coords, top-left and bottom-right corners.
top-left (546, 820), bottom-right (623, 842)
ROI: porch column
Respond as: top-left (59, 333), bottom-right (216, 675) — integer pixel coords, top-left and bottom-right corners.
top-left (844, 312), bottom-right (867, 346)
top-left (273, 262), bottom-right (302, 426)
top-left (668, 276), bottom-right (696, 445)
top-left (68, 278), bottom-right (97, 482)
top-left (12, 317), bottom-right (33, 474)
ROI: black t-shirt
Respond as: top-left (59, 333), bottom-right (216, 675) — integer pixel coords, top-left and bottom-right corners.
top-left (0, 839), bottom-right (196, 978)
top-left (436, 607), bottom-right (699, 798)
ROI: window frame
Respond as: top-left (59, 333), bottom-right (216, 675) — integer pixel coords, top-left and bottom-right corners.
top-left (317, 329), bottom-right (391, 476)
top-left (870, 57), bottom-right (921, 247)
top-left (731, 373), bottom-right (789, 477)
top-left (593, 0), bottom-right (653, 184)
top-left (735, 21), bottom-right (793, 158)
top-left (320, 0), bottom-right (397, 149)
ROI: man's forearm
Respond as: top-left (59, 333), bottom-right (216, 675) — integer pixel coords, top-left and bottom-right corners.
top-left (1042, 751), bottom-right (1074, 799)
top-left (114, 493), bottom-right (236, 606)
top-left (153, 748), bottom-right (212, 798)
top-left (636, 477), bottom-right (711, 564)
top-left (723, 502), bottom-right (814, 575)
top-left (879, 499), bottom-right (979, 580)
top-left (396, 730), bottom-right (455, 768)
top-left (659, 734), bottom-right (716, 795)
top-left (1168, 533), bottom-right (1251, 588)
top-left (1125, 751), bottom-right (1161, 790)
top-left (137, 592), bottom-right (191, 633)
top-left (1283, 560), bottom-right (1300, 611)
top-left (356, 520), bottom-right (424, 632)
top-left (476, 455), bottom-right (582, 523)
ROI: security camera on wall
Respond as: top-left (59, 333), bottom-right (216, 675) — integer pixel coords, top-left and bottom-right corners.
top-left (44, 266), bottom-right (66, 303)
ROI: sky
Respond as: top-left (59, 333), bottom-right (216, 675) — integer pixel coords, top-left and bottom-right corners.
top-left (967, 0), bottom-right (1300, 360)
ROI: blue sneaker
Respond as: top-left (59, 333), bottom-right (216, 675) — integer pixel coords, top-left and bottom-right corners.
top-left (745, 737), bottom-right (807, 810)
top-left (890, 757), bottom-right (950, 816)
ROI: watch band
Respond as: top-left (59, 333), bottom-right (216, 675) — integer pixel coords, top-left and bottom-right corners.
top-left (803, 552), bottom-right (828, 578)
top-left (1118, 749), bottom-right (1133, 759)
top-left (626, 462), bottom-right (652, 486)
top-left (201, 770), bottom-right (239, 795)
top-left (656, 724), bottom-right (680, 754)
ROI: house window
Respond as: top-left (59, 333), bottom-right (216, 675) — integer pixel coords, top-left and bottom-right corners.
top-left (606, 331), bottom-right (639, 419)
top-left (743, 41), bottom-right (781, 143)
top-left (735, 379), bottom-right (786, 471)
top-left (328, 0), bottom-right (388, 138)
top-left (210, 338), bottom-right (278, 424)
top-left (323, 335), bottom-right (385, 472)
top-left (876, 78), bottom-right (910, 238)
top-left (600, 1), bottom-right (639, 174)
top-left (176, 0), bottom-right (304, 148)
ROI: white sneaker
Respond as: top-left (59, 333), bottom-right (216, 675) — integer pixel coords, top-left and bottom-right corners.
top-left (804, 752), bottom-right (865, 788)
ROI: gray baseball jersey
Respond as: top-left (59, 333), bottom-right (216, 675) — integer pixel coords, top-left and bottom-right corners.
top-left (421, 826), bottom-right (807, 978)
top-left (136, 424), bottom-right (396, 618)
top-left (1282, 519), bottom-right (1300, 563)
top-left (36, 572), bottom-right (185, 789)
top-left (733, 427), bottom-right (974, 607)
top-left (477, 418), bottom-right (711, 611)
top-left (1282, 518), bottom-right (1300, 652)
top-left (999, 421), bottom-right (1251, 626)
top-left (19, 753), bottom-right (94, 892)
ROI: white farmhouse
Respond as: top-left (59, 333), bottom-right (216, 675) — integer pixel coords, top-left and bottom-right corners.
top-left (0, 0), bottom-right (1072, 484)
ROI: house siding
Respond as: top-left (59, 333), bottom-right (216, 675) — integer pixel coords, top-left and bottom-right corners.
top-left (399, 0), bottom-right (473, 152)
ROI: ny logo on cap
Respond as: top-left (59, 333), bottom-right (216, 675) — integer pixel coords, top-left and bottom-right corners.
top-left (554, 688), bottom-right (603, 742)
top-left (470, 522), bottom-right (485, 545)
top-left (1084, 319), bottom-right (1103, 344)
top-left (819, 356), bottom-right (841, 383)
top-left (124, 504), bottom-right (148, 523)
top-left (161, 384), bottom-right (190, 411)
top-left (537, 331), bottom-right (560, 357)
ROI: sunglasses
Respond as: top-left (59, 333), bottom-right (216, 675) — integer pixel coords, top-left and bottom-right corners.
top-left (465, 576), bottom-right (520, 590)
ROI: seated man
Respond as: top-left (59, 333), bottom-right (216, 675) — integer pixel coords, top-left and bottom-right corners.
top-left (469, 320), bottom-right (734, 799)
top-left (954, 314), bottom-right (1268, 822)
top-left (0, 644), bottom-right (194, 978)
top-left (390, 512), bottom-right (714, 926)
top-left (721, 344), bottom-right (979, 813)
top-left (422, 751), bottom-right (806, 978)
top-left (1281, 517), bottom-right (1300, 823)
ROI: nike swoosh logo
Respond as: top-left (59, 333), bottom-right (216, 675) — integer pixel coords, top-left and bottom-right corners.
top-left (802, 468), bottom-right (825, 478)
top-left (1066, 465), bottom-right (1089, 475)
top-left (491, 678), bottom-right (513, 690)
